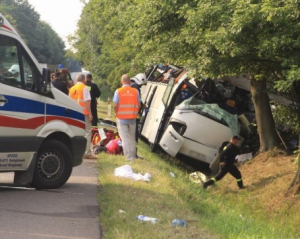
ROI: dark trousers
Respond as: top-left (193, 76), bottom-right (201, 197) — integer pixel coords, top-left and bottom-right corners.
top-left (214, 163), bottom-right (242, 181)
top-left (135, 119), bottom-right (140, 143)
top-left (91, 106), bottom-right (98, 127)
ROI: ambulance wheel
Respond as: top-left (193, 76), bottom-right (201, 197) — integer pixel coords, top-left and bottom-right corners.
top-left (32, 140), bottom-right (73, 189)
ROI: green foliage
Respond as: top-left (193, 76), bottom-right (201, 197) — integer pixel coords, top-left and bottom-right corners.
top-left (0, 0), bottom-right (78, 67)
top-left (71, 0), bottom-right (300, 142)
top-left (272, 103), bottom-right (299, 135)
top-left (71, 0), bottom-right (300, 85)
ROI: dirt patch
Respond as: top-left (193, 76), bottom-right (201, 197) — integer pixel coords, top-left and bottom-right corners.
top-left (221, 151), bottom-right (299, 212)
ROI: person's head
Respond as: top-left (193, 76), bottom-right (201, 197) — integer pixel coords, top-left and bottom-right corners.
top-left (54, 71), bottom-right (61, 79)
top-left (121, 74), bottom-right (131, 85)
top-left (51, 73), bottom-right (55, 81)
top-left (86, 74), bottom-right (92, 81)
top-left (130, 73), bottom-right (147, 86)
top-left (230, 135), bottom-right (240, 146)
top-left (8, 64), bottom-right (19, 76)
top-left (76, 73), bottom-right (86, 83)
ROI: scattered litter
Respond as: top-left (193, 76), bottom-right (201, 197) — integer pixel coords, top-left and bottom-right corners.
top-left (172, 219), bottom-right (187, 227)
top-left (236, 153), bottom-right (253, 163)
top-left (114, 165), bottom-right (151, 181)
top-left (189, 171), bottom-right (207, 184)
top-left (170, 172), bottom-right (175, 178)
top-left (119, 210), bottom-right (126, 213)
top-left (136, 215), bottom-right (158, 224)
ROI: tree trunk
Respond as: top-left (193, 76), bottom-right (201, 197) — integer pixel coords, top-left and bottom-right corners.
top-left (249, 76), bottom-right (279, 152)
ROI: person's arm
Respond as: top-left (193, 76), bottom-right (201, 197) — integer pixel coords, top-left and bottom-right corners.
top-left (137, 90), bottom-right (141, 111)
top-left (83, 86), bottom-right (93, 121)
top-left (113, 90), bottom-right (119, 116)
top-left (85, 100), bottom-right (93, 120)
top-left (219, 148), bottom-right (229, 166)
top-left (94, 84), bottom-right (101, 98)
top-left (114, 102), bottom-right (119, 116)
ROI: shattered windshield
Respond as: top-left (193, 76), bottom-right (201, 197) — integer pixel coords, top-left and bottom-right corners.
top-left (176, 97), bottom-right (239, 135)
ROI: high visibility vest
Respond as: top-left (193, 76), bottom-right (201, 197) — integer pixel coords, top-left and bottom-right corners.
top-left (69, 83), bottom-right (89, 115)
top-left (116, 86), bottom-right (139, 119)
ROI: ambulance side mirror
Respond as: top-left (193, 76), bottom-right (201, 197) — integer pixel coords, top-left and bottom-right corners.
top-left (41, 68), bottom-right (51, 93)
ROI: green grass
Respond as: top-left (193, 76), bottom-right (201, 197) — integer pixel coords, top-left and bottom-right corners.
top-left (96, 101), bottom-right (299, 238)
top-left (97, 141), bottom-right (300, 239)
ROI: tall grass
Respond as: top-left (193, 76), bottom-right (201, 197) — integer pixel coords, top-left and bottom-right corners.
top-left (97, 141), bottom-right (300, 239)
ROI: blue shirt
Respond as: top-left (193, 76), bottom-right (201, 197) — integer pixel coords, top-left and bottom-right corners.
top-left (113, 84), bottom-right (141, 124)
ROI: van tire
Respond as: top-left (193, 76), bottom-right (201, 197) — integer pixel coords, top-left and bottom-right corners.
top-left (32, 140), bottom-right (73, 189)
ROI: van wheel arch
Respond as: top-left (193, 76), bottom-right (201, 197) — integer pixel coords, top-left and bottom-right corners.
top-left (32, 139), bottom-right (73, 189)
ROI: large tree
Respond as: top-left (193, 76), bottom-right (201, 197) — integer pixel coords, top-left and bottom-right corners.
top-left (173, 0), bottom-right (283, 152)
top-left (71, 0), bottom-right (143, 90)
top-left (72, 0), bottom-right (300, 154)
top-left (0, 0), bottom-right (67, 64)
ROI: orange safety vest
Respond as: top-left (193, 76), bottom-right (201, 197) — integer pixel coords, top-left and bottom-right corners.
top-left (69, 83), bottom-right (89, 115)
top-left (116, 86), bottom-right (139, 119)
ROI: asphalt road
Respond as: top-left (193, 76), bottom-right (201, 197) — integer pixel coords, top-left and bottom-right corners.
top-left (0, 159), bottom-right (100, 239)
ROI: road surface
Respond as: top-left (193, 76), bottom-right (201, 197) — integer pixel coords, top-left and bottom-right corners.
top-left (0, 159), bottom-right (100, 239)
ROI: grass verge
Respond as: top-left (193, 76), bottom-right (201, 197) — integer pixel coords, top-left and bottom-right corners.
top-left (97, 141), bottom-right (300, 239)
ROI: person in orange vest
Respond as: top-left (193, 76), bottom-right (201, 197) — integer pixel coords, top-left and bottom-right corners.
top-left (69, 73), bottom-right (97, 160)
top-left (113, 74), bottom-right (141, 161)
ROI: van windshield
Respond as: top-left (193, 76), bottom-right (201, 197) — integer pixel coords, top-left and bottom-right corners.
top-left (176, 96), bottom-right (239, 135)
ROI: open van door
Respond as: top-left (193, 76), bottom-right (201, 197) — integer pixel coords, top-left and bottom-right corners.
top-left (159, 124), bottom-right (184, 157)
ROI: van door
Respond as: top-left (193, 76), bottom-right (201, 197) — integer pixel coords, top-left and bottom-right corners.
top-left (159, 124), bottom-right (184, 157)
top-left (0, 35), bottom-right (45, 171)
top-left (148, 78), bottom-right (176, 144)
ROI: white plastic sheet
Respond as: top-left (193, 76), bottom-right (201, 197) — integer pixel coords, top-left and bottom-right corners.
top-left (236, 153), bottom-right (253, 163)
top-left (114, 165), bottom-right (151, 182)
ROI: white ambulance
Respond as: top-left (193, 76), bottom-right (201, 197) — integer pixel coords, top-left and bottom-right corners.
top-left (0, 13), bottom-right (86, 189)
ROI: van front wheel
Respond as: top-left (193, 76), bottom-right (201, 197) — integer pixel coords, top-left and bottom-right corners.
top-left (32, 140), bottom-right (73, 189)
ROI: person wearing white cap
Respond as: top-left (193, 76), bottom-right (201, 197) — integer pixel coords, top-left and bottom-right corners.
top-left (8, 64), bottom-right (20, 82)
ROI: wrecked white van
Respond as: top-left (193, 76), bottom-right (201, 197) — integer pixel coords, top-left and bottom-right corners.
top-left (139, 64), bottom-right (253, 164)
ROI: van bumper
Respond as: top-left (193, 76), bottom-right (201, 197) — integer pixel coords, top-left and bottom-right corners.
top-left (71, 136), bottom-right (87, 166)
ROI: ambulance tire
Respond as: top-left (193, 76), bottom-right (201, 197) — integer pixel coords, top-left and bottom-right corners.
top-left (32, 140), bottom-right (73, 189)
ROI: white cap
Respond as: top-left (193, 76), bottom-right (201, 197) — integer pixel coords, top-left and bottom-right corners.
top-left (8, 64), bottom-right (20, 74)
top-left (131, 73), bottom-right (147, 85)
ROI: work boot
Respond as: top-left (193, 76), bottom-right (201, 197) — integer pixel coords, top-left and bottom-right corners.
top-left (237, 180), bottom-right (245, 189)
top-left (203, 179), bottom-right (215, 189)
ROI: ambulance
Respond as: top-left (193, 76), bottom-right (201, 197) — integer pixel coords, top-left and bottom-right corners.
top-left (0, 13), bottom-right (86, 189)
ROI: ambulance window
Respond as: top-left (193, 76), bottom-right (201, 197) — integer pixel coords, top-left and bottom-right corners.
top-left (0, 36), bottom-right (19, 87)
top-left (0, 35), bottom-right (40, 91)
top-left (21, 56), bottom-right (34, 90)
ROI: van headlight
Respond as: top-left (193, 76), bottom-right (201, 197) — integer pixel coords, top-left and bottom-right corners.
top-left (170, 121), bottom-right (187, 136)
